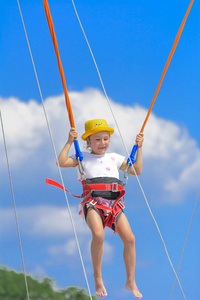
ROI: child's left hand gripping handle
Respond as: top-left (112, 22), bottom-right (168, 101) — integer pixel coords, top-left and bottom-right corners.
top-left (127, 144), bottom-right (137, 166)
top-left (74, 140), bottom-right (83, 161)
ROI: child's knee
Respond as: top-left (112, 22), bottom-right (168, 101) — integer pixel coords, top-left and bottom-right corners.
top-left (124, 233), bottom-right (135, 247)
top-left (92, 229), bottom-right (104, 244)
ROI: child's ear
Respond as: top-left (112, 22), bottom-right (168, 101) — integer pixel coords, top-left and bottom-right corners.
top-left (86, 137), bottom-right (90, 147)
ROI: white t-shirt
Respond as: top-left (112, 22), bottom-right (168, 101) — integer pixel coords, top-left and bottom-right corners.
top-left (72, 152), bottom-right (125, 181)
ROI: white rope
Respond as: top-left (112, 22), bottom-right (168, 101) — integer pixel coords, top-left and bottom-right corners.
top-left (70, 1), bottom-right (186, 299)
top-left (134, 172), bottom-right (186, 299)
top-left (0, 110), bottom-right (30, 300)
top-left (170, 188), bottom-right (200, 300)
top-left (16, 1), bottom-right (92, 299)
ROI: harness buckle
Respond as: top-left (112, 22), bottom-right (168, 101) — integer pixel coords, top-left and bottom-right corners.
top-left (118, 201), bottom-right (125, 209)
top-left (90, 199), bottom-right (97, 206)
top-left (112, 182), bottom-right (118, 192)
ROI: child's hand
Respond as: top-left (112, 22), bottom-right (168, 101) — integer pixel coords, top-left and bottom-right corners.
top-left (135, 133), bottom-right (144, 148)
top-left (68, 128), bottom-right (78, 143)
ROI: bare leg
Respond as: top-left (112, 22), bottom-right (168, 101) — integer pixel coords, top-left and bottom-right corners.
top-left (86, 208), bottom-right (107, 298)
top-left (117, 213), bottom-right (142, 299)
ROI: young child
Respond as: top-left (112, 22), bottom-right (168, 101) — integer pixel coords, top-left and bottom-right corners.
top-left (58, 119), bottom-right (144, 299)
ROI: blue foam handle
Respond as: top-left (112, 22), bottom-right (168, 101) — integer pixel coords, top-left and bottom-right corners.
top-left (74, 140), bottom-right (83, 161)
top-left (127, 144), bottom-right (138, 166)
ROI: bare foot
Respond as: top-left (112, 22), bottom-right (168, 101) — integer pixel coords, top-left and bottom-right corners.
top-left (94, 277), bottom-right (107, 298)
top-left (125, 281), bottom-right (142, 299)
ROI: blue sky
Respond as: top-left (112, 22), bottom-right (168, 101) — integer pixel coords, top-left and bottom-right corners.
top-left (0, 1), bottom-right (200, 299)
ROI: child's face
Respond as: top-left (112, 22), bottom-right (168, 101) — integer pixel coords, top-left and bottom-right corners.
top-left (87, 131), bottom-right (110, 155)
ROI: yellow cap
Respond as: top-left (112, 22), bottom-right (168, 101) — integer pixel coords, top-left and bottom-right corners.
top-left (81, 119), bottom-right (114, 140)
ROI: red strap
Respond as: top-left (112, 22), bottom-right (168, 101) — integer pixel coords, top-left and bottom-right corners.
top-left (85, 198), bottom-right (124, 233)
top-left (82, 180), bottom-right (125, 194)
top-left (46, 178), bottom-right (125, 233)
top-left (85, 183), bottom-right (124, 192)
top-left (46, 178), bottom-right (81, 198)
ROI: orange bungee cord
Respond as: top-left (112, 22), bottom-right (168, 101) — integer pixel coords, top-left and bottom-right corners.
top-left (128, 0), bottom-right (194, 164)
top-left (43, 0), bottom-right (83, 161)
top-left (43, 0), bottom-right (74, 127)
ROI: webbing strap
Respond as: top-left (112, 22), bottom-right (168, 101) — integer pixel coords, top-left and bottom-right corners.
top-left (46, 178), bottom-right (81, 198)
top-left (46, 178), bottom-right (125, 200)
top-left (82, 183), bottom-right (125, 193)
top-left (46, 178), bottom-right (125, 233)
top-left (83, 196), bottom-right (125, 234)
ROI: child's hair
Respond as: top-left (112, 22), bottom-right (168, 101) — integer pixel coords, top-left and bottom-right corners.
top-left (85, 136), bottom-right (91, 151)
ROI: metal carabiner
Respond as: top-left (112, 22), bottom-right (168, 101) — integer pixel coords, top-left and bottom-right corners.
top-left (78, 157), bottom-right (86, 181)
top-left (122, 164), bottom-right (131, 186)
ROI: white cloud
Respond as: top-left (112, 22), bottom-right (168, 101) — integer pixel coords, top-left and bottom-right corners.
top-left (0, 205), bottom-right (89, 237)
top-left (29, 265), bottom-right (47, 279)
top-left (0, 203), bottom-right (114, 264)
top-left (48, 233), bottom-right (114, 264)
top-left (0, 97), bottom-right (47, 166)
top-left (48, 239), bottom-right (78, 257)
top-left (165, 156), bottom-right (200, 199)
top-left (1, 88), bottom-right (200, 203)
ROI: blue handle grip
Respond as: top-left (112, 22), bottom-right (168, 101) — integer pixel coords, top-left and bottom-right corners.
top-left (127, 144), bottom-right (138, 166)
top-left (74, 140), bottom-right (83, 161)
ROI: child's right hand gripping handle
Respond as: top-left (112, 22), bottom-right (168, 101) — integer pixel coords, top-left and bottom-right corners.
top-left (74, 139), bottom-right (83, 162)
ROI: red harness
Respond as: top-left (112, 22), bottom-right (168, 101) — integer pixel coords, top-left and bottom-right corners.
top-left (81, 180), bottom-right (125, 233)
top-left (46, 178), bottom-right (125, 233)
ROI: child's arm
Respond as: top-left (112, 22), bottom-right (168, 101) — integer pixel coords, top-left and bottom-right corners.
top-left (120, 133), bottom-right (144, 175)
top-left (57, 128), bottom-right (79, 168)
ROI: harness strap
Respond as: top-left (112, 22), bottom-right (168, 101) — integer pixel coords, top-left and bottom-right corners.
top-left (83, 196), bottom-right (125, 233)
top-left (46, 178), bottom-right (81, 198)
top-left (82, 181), bottom-right (125, 194)
top-left (81, 180), bottom-right (125, 233)
top-left (46, 178), bottom-right (126, 233)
